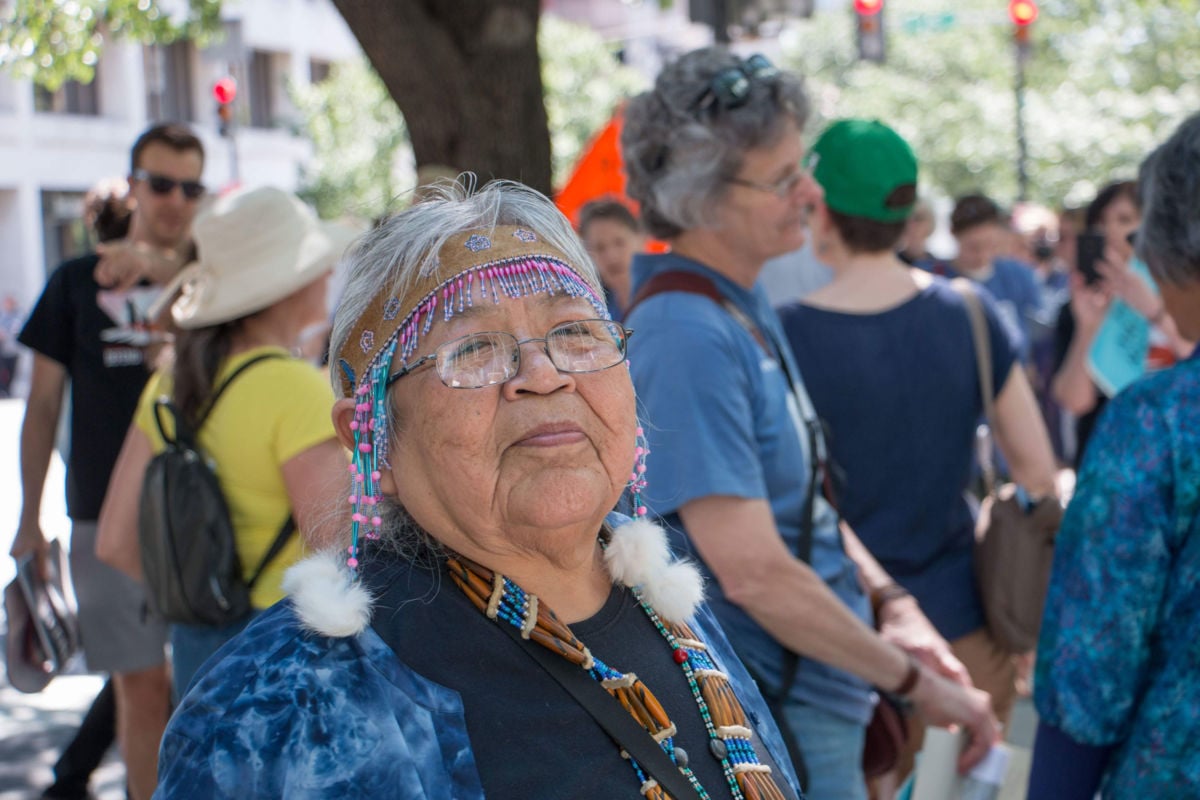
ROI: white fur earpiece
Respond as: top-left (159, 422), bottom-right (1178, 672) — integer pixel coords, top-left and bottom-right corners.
top-left (283, 550), bottom-right (373, 637)
top-left (604, 517), bottom-right (704, 624)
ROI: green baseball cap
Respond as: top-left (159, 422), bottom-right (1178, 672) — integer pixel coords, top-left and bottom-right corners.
top-left (811, 119), bottom-right (918, 223)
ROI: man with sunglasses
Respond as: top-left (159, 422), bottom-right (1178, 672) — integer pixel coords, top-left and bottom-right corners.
top-left (13, 123), bottom-right (204, 800)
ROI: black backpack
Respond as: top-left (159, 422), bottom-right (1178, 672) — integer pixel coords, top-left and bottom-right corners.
top-left (139, 354), bottom-right (296, 627)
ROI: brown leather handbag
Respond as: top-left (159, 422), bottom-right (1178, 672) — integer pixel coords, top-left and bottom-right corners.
top-left (956, 279), bottom-right (1063, 654)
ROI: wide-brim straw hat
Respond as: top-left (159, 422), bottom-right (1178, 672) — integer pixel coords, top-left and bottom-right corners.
top-left (165, 186), bottom-right (360, 329)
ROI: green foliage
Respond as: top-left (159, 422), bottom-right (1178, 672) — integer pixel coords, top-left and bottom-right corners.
top-left (783, 0), bottom-right (1200, 208)
top-left (289, 59), bottom-right (409, 222)
top-left (540, 15), bottom-right (648, 189)
top-left (0, 0), bottom-right (221, 90)
top-left (288, 14), bottom-right (647, 221)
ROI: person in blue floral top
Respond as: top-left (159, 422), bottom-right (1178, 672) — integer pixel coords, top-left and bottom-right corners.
top-left (1029, 112), bottom-right (1200, 798)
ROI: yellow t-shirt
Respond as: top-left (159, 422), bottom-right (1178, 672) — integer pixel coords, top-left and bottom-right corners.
top-left (136, 346), bottom-right (337, 608)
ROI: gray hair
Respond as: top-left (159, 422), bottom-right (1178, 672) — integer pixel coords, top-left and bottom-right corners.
top-left (1136, 112), bottom-right (1200, 286)
top-left (329, 177), bottom-right (602, 398)
top-left (621, 47), bottom-right (810, 240)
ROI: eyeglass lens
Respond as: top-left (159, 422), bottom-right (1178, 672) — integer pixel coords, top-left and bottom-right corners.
top-left (136, 169), bottom-right (205, 200)
top-left (436, 320), bottom-right (628, 389)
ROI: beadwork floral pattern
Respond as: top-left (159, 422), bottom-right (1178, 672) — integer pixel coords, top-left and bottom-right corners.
top-left (463, 234), bottom-right (491, 252)
top-left (383, 297), bottom-right (401, 321)
top-left (513, 228), bottom-right (537, 243)
top-left (359, 330), bottom-right (375, 354)
top-left (1035, 355), bottom-right (1200, 796)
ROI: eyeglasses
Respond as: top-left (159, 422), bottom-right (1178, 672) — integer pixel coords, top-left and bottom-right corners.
top-left (386, 319), bottom-right (633, 390)
top-left (132, 169), bottom-right (206, 200)
top-left (691, 54), bottom-right (780, 114)
top-left (726, 152), bottom-right (820, 198)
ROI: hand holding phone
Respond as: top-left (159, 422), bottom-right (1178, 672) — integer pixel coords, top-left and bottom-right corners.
top-left (1076, 231), bottom-right (1106, 286)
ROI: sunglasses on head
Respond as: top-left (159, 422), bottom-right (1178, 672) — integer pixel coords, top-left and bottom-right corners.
top-left (132, 169), bottom-right (205, 200)
top-left (690, 54), bottom-right (780, 114)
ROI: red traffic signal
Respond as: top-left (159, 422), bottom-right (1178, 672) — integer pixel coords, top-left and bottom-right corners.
top-left (212, 76), bottom-right (238, 105)
top-left (854, 0), bottom-right (883, 15)
top-left (1009, 0), bottom-right (1038, 26)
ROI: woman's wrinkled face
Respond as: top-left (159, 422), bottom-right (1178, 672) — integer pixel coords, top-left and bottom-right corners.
top-left (715, 118), bottom-right (822, 263)
top-left (384, 292), bottom-right (637, 564)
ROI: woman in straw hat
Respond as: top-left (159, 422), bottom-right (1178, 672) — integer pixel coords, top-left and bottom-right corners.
top-left (96, 186), bottom-right (356, 701)
top-left (152, 179), bottom-right (805, 800)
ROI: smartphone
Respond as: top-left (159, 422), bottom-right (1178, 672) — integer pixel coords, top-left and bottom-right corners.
top-left (1076, 231), bottom-right (1106, 286)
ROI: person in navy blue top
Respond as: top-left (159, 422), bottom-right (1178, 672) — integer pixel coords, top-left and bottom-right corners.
top-left (776, 120), bottom-right (1057, 779)
top-left (621, 51), bottom-right (998, 800)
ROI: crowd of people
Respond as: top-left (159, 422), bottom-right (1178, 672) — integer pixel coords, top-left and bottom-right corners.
top-left (6, 45), bottom-right (1198, 800)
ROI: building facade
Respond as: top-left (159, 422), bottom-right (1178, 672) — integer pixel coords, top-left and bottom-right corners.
top-left (0, 0), bottom-right (359, 316)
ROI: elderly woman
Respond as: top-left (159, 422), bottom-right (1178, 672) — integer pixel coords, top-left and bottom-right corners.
top-left (1028, 115), bottom-right (1200, 798)
top-left (152, 180), bottom-right (805, 800)
top-left (620, 48), bottom-right (996, 800)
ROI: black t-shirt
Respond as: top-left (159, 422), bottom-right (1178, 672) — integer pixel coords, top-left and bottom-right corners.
top-left (1052, 304), bottom-right (1106, 469)
top-left (363, 551), bottom-right (797, 800)
top-left (18, 254), bottom-right (152, 520)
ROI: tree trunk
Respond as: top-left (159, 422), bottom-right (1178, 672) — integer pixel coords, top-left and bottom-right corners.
top-left (331, 0), bottom-right (552, 196)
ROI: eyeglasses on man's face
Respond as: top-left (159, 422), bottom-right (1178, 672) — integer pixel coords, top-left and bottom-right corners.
top-left (726, 152), bottom-right (820, 199)
top-left (387, 319), bottom-right (633, 390)
top-left (691, 54), bottom-right (780, 113)
top-left (132, 169), bottom-right (206, 200)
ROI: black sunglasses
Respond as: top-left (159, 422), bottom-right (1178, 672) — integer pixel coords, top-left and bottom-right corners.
top-left (132, 169), bottom-right (205, 200)
top-left (690, 54), bottom-right (780, 113)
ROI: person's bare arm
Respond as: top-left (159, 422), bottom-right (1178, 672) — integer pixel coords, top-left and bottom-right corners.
top-left (12, 355), bottom-right (67, 574)
top-left (679, 495), bottom-right (998, 769)
top-left (280, 438), bottom-right (350, 550)
top-left (96, 425), bottom-right (154, 580)
top-left (1050, 275), bottom-right (1108, 416)
top-left (992, 365), bottom-right (1059, 498)
top-left (840, 522), bottom-right (972, 688)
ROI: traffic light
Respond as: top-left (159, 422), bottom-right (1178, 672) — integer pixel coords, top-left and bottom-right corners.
top-left (1009, 0), bottom-right (1037, 50)
top-left (213, 76), bottom-right (237, 137)
top-left (854, 0), bottom-right (886, 64)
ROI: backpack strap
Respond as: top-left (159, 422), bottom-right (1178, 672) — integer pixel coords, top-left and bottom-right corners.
top-left (245, 516), bottom-right (297, 590)
top-left (194, 353), bottom-right (286, 429)
top-left (627, 270), bottom-right (772, 356)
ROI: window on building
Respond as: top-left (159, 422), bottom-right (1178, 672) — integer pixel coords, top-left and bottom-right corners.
top-left (248, 50), bottom-right (277, 128)
top-left (144, 41), bottom-right (196, 122)
top-left (34, 75), bottom-right (101, 116)
top-left (40, 191), bottom-right (90, 275)
top-left (309, 59), bottom-right (332, 85)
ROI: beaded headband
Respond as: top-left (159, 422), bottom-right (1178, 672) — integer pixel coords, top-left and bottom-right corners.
top-left (334, 224), bottom-right (647, 571)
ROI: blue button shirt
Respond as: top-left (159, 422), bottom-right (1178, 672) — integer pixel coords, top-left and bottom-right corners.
top-left (626, 252), bottom-right (873, 726)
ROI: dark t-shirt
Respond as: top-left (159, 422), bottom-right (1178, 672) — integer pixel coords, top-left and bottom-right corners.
top-left (777, 280), bottom-right (1018, 639)
top-left (1052, 304), bottom-right (1106, 469)
top-left (363, 551), bottom-right (796, 800)
top-left (18, 254), bottom-right (152, 520)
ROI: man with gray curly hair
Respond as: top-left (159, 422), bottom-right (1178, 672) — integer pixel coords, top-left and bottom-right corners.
top-left (621, 46), bottom-right (998, 799)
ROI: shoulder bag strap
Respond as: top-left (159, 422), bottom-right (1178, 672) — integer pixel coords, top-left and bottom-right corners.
top-left (952, 278), bottom-right (998, 494)
top-left (492, 616), bottom-right (704, 800)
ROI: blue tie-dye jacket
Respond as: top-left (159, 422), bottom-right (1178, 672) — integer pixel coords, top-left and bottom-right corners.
top-left (153, 548), bottom-right (804, 798)
top-left (1034, 350), bottom-right (1200, 796)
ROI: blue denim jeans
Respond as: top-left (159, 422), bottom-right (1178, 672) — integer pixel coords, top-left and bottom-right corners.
top-left (169, 611), bottom-right (258, 701)
top-left (782, 700), bottom-right (868, 800)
